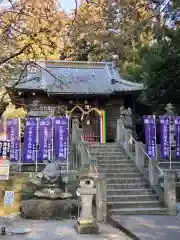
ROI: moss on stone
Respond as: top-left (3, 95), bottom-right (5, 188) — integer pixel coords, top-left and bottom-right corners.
top-left (0, 173), bottom-right (35, 216)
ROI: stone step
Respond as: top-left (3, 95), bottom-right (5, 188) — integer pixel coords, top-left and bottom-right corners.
top-left (98, 163), bottom-right (135, 169)
top-left (96, 157), bottom-right (126, 161)
top-left (107, 178), bottom-right (147, 184)
top-left (108, 200), bottom-right (163, 209)
top-left (104, 168), bottom-right (140, 175)
top-left (88, 150), bottom-right (122, 153)
top-left (88, 145), bottom-right (119, 148)
top-left (107, 183), bottom-right (149, 189)
top-left (107, 194), bottom-right (159, 202)
top-left (88, 144), bottom-right (119, 148)
top-left (88, 144), bottom-right (118, 147)
top-left (110, 207), bottom-right (167, 215)
top-left (90, 152), bottom-right (123, 156)
top-left (100, 168), bottom-right (139, 174)
top-left (107, 189), bottom-right (154, 196)
top-left (88, 143), bottom-right (118, 149)
top-left (88, 143), bottom-right (117, 146)
top-left (98, 160), bottom-right (129, 164)
top-left (96, 156), bottom-right (126, 160)
top-left (107, 173), bottom-right (143, 178)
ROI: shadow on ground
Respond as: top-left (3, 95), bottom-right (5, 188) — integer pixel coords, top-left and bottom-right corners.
top-left (112, 215), bottom-right (180, 240)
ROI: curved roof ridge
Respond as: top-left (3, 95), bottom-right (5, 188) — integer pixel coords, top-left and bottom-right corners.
top-left (37, 60), bottom-right (108, 67)
top-left (113, 69), bottom-right (144, 88)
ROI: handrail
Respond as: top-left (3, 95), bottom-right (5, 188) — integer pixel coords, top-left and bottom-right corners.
top-left (71, 119), bottom-right (98, 170)
top-left (117, 119), bottom-right (166, 186)
top-left (156, 165), bottom-right (165, 176)
top-left (120, 120), bottom-right (151, 159)
top-left (141, 146), bottom-right (151, 159)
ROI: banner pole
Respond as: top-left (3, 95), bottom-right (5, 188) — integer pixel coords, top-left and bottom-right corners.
top-left (67, 115), bottom-right (69, 172)
top-left (169, 116), bottom-right (172, 171)
top-left (19, 117), bottom-right (22, 172)
top-left (52, 117), bottom-right (54, 163)
top-left (35, 117), bottom-right (38, 173)
top-left (154, 115), bottom-right (157, 161)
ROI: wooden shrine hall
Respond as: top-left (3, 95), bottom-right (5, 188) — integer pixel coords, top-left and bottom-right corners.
top-left (7, 60), bottom-right (144, 142)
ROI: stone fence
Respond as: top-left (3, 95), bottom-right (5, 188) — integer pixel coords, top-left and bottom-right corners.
top-left (117, 118), bottom-right (176, 215)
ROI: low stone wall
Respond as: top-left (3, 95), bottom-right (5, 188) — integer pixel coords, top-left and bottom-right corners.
top-left (0, 173), bottom-right (37, 216)
top-left (0, 172), bottom-right (79, 217)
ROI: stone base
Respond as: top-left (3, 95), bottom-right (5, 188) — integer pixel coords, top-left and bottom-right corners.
top-left (75, 220), bottom-right (99, 234)
top-left (20, 199), bottom-right (80, 220)
top-left (34, 188), bottom-right (73, 199)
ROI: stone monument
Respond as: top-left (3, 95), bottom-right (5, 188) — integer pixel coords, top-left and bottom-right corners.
top-left (120, 106), bottom-right (133, 129)
top-left (28, 100), bottom-right (54, 117)
top-left (20, 161), bottom-right (79, 219)
top-left (75, 164), bottom-right (99, 234)
top-left (53, 105), bottom-right (67, 116)
top-left (31, 161), bottom-right (73, 199)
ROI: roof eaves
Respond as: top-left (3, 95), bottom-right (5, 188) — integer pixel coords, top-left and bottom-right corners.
top-left (113, 70), bottom-right (144, 89)
top-left (7, 75), bottom-right (39, 88)
top-left (48, 91), bottom-right (112, 95)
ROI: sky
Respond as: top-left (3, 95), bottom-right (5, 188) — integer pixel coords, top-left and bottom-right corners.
top-left (59, 0), bottom-right (79, 13)
top-left (0, 0), bottom-right (79, 13)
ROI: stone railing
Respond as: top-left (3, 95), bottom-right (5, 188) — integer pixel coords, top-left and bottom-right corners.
top-left (71, 119), bottom-right (97, 170)
top-left (117, 118), bottom-right (176, 215)
top-left (71, 119), bottom-right (107, 222)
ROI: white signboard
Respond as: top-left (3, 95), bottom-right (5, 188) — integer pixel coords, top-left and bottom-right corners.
top-left (0, 162), bottom-right (10, 180)
top-left (4, 191), bottom-right (14, 205)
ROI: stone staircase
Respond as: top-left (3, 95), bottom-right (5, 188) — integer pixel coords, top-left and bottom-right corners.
top-left (88, 143), bottom-right (167, 215)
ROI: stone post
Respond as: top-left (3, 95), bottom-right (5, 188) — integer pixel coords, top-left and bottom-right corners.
top-left (76, 128), bottom-right (83, 141)
top-left (125, 129), bottom-right (132, 153)
top-left (135, 141), bottom-right (145, 170)
top-left (79, 142), bottom-right (89, 169)
top-left (72, 119), bottom-right (79, 143)
top-left (164, 172), bottom-right (176, 216)
top-left (88, 156), bottom-right (98, 167)
top-left (164, 103), bottom-right (176, 148)
top-left (116, 119), bottom-right (124, 143)
top-left (148, 160), bottom-right (157, 186)
top-left (96, 175), bottom-right (107, 223)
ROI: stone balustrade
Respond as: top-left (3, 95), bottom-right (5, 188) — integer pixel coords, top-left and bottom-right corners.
top-left (116, 118), bottom-right (177, 216)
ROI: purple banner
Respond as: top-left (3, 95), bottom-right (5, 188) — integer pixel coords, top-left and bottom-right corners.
top-left (23, 118), bottom-right (37, 163)
top-left (38, 118), bottom-right (53, 161)
top-left (143, 115), bottom-right (156, 160)
top-left (159, 116), bottom-right (170, 158)
top-left (53, 117), bottom-right (69, 161)
top-left (175, 117), bottom-right (180, 158)
top-left (6, 118), bottom-right (20, 162)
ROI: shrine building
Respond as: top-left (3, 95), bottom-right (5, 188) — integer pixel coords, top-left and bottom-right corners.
top-left (7, 60), bottom-right (147, 142)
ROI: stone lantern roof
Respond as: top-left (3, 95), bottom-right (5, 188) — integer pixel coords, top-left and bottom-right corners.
top-left (78, 163), bottom-right (99, 180)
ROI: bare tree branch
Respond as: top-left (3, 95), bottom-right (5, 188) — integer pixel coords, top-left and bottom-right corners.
top-left (0, 44), bottom-right (31, 65)
top-left (1, 61), bottom-right (30, 103)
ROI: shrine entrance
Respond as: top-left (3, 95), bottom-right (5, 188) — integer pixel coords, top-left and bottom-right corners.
top-left (67, 104), bottom-right (106, 143)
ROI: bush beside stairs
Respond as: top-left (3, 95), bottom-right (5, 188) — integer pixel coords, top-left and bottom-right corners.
top-left (88, 143), bottom-right (167, 215)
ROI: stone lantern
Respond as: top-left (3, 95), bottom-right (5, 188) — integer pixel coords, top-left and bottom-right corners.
top-left (75, 164), bottom-right (99, 234)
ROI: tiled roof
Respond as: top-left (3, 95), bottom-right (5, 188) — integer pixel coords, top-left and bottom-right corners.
top-left (7, 60), bottom-right (144, 94)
